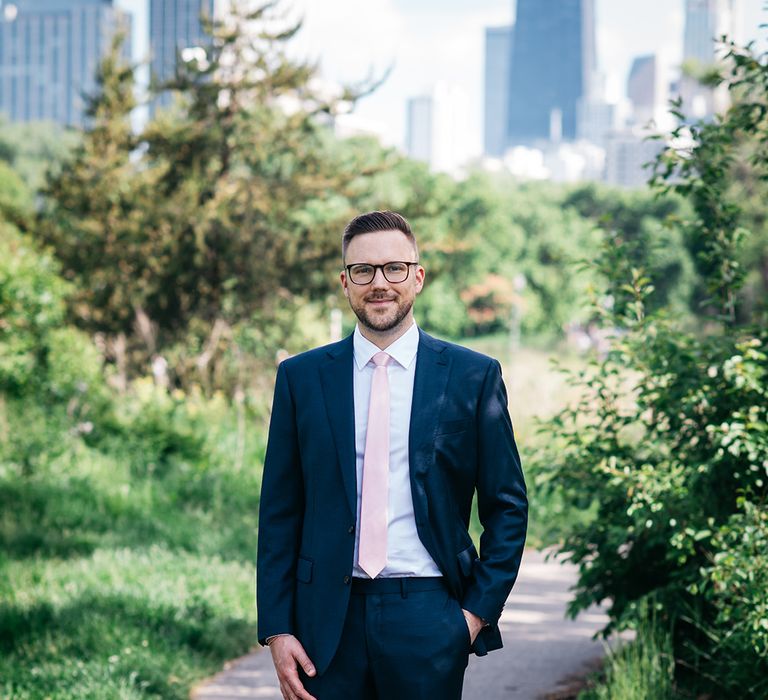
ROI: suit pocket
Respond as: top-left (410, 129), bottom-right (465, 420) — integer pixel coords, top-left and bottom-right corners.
top-left (296, 556), bottom-right (313, 583)
top-left (436, 418), bottom-right (472, 437)
top-left (457, 543), bottom-right (478, 578)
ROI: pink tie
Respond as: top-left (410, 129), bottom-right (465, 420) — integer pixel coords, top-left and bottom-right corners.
top-left (358, 351), bottom-right (391, 578)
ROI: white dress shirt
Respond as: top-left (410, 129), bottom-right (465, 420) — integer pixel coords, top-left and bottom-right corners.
top-left (352, 322), bottom-right (441, 578)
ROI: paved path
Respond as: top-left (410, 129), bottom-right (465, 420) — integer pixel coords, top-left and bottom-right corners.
top-left (192, 549), bottom-right (611, 700)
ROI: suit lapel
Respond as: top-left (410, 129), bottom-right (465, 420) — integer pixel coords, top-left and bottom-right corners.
top-left (409, 330), bottom-right (450, 478)
top-left (319, 336), bottom-right (357, 518)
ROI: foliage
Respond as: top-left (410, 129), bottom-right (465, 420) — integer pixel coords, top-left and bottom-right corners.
top-left (0, 117), bottom-right (79, 193)
top-left (695, 500), bottom-right (768, 697)
top-left (533, 39), bottom-right (768, 698)
top-left (0, 224), bottom-right (71, 395)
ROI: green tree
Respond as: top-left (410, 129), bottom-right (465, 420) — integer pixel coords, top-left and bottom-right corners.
top-left (37, 5), bottom-right (385, 388)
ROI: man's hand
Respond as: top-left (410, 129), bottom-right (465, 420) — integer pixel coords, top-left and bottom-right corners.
top-left (268, 634), bottom-right (317, 700)
top-left (461, 608), bottom-right (485, 645)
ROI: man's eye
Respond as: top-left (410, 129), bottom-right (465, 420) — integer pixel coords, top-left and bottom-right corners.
top-left (354, 265), bottom-right (374, 275)
top-left (385, 264), bottom-right (406, 274)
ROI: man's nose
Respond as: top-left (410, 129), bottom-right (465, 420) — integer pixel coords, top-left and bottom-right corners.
top-left (370, 267), bottom-right (390, 287)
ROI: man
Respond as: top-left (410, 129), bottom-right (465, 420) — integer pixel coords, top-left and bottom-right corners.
top-left (257, 211), bottom-right (527, 700)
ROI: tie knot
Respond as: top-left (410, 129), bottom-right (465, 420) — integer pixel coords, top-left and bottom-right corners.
top-left (372, 352), bottom-right (390, 368)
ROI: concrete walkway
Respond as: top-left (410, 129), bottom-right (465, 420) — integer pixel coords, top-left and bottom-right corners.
top-left (192, 549), bottom-right (611, 700)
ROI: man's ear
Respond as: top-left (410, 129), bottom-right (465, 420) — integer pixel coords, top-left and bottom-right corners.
top-left (340, 270), bottom-right (349, 297)
top-left (414, 265), bottom-right (425, 294)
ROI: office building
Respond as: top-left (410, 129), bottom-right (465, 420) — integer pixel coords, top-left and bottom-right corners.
top-left (0, 0), bottom-right (131, 126)
top-left (149, 0), bottom-right (215, 107)
top-left (406, 94), bottom-right (432, 164)
top-left (506, 0), bottom-right (596, 144)
top-left (680, 0), bottom-right (743, 118)
top-left (604, 129), bottom-right (665, 188)
top-left (406, 82), bottom-right (471, 176)
top-left (483, 25), bottom-right (513, 157)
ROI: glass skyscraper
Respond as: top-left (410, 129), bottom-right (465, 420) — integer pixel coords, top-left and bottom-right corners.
top-left (483, 25), bottom-right (513, 157)
top-left (149, 0), bottom-right (215, 108)
top-left (0, 0), bottom-right (131, 126)
top-left (506, 0), bottom-right (595, 145)
top-left (681, 0), bottom-right (742, 118)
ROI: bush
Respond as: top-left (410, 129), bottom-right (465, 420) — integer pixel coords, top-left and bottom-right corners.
top-left (695, 500), bottom-right (768, 698)
top-left (0, 224), bottom-right (70, 395)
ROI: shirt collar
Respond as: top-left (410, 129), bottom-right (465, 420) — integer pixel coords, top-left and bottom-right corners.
top-left (353, 321), bottom-right (419, 370)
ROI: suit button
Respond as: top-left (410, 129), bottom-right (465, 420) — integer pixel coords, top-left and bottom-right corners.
top-left (343, 575), bottom-right (351, 585)
top-left (348, 525), bottom-right (355, 534)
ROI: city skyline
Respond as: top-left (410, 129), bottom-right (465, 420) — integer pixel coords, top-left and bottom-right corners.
top-left (286, 0), bottom-right (767, 153)
top-left (3, 0), bottom-right (767, 152)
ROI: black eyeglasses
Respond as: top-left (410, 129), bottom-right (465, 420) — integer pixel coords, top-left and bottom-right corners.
top-left (345, 261), bottom-right (419, 285)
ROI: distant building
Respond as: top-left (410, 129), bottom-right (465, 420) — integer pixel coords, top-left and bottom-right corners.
top-left (604, 129), bottom-right (665, 188)
top-left (680, 0), bottom-right (743, 118)
top-left (626, 53), bottom-right (676, 131)
top-left (0, 0), bottom-right (131, 126)
top-left (406, 95), bottom-right (432, 164)
top-left (576, 97), bottom-right (616, 146)
top-left (406, 82), bottom-right (471, 176)
top-left (483, 25), bottom-right (513, 157)
top-left (149, 0), bottom-right (215, 110)
top-left (506, 0), bottom-right (596, 144)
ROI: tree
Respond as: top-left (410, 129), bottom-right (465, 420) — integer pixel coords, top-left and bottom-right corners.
top-left (37, 5), bottom-right (386, 388)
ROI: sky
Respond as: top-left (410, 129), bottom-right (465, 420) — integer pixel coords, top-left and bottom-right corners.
top-left (118, 0), bottom-right (768, 153)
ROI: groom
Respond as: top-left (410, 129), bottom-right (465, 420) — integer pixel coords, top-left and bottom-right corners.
top-left (257, 211), bottom-right (527, 700)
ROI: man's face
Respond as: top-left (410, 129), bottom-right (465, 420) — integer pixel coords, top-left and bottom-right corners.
top-left (341, 229), bottom-right (425, 335)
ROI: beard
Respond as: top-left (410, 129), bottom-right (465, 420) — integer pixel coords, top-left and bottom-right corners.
top-left (350, 293), bottom-right (414, 333)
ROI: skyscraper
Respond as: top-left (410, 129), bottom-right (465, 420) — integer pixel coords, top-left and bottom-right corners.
top-left (681, 0), bottom-right (742, 118)
top-left (406, 82), bottom-right (471, 176)
top-left (406, 94), bottom-right (432, 165)
top-left (506, 0), bottom-right (596, 145)
top-left (484, 25), bottom-right (513, 157)
top-left (149, 0), bottom-right (215, 105)
top-left (0, 0), bottom-right (131, 126)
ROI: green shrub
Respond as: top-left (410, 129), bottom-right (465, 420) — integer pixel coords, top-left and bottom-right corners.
top-left (0, 224), bottom-right (70, 395)
top-left (694, 500), bottom-right (768, 698)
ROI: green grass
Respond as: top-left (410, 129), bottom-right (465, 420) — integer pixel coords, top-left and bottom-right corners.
top-left (0, 391), bottom-right (266, 699)
top-left (579, 610), bottom-right (678, 700)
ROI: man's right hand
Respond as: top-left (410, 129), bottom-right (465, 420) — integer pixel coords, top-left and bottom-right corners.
top-left (268, 634), bottom-right (317, 700)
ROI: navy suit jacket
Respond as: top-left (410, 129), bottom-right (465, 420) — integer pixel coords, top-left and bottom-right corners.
top-left (256, 329), bottom-right (527, 675)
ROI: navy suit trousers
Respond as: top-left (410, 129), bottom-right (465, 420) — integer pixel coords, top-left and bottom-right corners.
top-left (301, 577), bottom-right (470, 699)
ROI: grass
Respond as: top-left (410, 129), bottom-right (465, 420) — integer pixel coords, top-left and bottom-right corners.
top-left (0, 389), bottom-right (266, 699)
top-left (579, 610), bottom-right (678, 700)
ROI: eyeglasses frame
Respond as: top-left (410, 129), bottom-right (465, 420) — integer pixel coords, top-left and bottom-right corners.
top-left (344, 261), bottom-right (420, 285)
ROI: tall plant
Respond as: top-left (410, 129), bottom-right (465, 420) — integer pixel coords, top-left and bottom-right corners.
top-left (533, 41), bottom-right (768, 697)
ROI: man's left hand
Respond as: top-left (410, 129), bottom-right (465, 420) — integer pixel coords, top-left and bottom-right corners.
top-left (461, 608), bottom-right (484, 645)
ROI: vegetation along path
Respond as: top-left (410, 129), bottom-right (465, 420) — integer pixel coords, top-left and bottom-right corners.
top-left (191, 549), bottom-right (612, 700)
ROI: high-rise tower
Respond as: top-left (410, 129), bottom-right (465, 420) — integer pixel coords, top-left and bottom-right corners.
top-left (0, 0), bottom-right (131, 126)
top-left (681, 0), bottom-right (742, 118)
top-left (505, 0), bottom-right (596, 145)
top-left (483, 25), bottom-right (513, 157)
top-left (149, 0), bottom-right (215, 108)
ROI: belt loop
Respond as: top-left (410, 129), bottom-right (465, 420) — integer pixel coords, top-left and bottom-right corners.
top-left (400, 578), bottom-right (408, 599)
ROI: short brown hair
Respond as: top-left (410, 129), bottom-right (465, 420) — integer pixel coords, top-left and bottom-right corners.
top-left (342, 211), bottom-right (418, 261)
